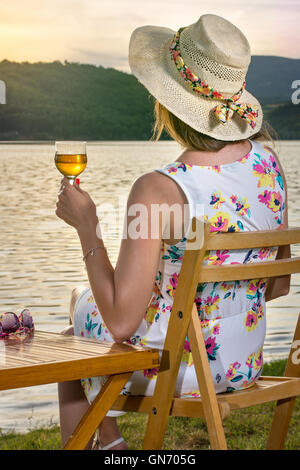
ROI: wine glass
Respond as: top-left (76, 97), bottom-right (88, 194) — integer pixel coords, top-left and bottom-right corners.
top-left (55, 141), bottom-right (87, 184)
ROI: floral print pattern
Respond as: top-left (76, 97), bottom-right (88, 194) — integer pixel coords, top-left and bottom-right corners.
top-left (226, 346), bottom-right (263, 391)
top-left (73, 140), bottom-right (286, 406)
top-left (167, 162), bottom-right (192, 175)
top-left (252, 150), bottom-right (285, 227)
top-left (162, 242), bottom-right (185, 263)
top-left (210, 191), bottom-right (226, 209)
top-left (258, 190), bottom-right (285, 225)
top-left (206, 211), bottom-right (244, 233)
top-left (230, 195), bottom-right (251, 218)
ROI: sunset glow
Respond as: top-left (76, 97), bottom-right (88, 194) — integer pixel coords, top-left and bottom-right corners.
top-left (0, 0), bottom-right (299, 72)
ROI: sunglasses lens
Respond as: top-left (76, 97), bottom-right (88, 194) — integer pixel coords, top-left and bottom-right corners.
top-left (20, 309), bottom-right (34, 329)
top-left (0, 312), bottom-right (20, 333)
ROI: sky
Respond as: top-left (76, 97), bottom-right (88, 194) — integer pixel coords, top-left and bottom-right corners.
top-left (0, 0), bottom-right (299, 73)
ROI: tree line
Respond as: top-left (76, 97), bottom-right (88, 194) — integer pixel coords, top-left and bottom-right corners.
top-left (0, 60), bottom-right (298, 141)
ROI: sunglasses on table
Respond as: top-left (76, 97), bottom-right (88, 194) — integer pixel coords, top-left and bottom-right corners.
top-left (0, 310), bottom-right (34, 338)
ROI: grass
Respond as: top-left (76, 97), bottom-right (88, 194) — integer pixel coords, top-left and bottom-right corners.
top-left (0, 359), bottom-right (299, 450)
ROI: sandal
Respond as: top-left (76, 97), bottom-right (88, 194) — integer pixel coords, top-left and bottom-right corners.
top-left (92, 435), bottom-right (125, 450)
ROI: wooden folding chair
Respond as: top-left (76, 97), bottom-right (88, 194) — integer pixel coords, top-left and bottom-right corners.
top-left (112, 218), bottom-right (300, 450)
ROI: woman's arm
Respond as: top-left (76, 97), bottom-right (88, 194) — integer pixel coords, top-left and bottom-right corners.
top-left (264, 146), bottom-right (291, 302)
top-left (56, 172), bottom-right (186, 343)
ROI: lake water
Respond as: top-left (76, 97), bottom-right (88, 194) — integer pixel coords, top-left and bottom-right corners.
top-left (0, 140), bottom-right (300, 433)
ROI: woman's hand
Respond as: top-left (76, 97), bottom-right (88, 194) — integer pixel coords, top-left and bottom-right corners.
top-left (55, 177), bottom-right (98, 232)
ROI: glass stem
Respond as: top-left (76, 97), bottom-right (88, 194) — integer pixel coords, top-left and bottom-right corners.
top-left (67, 176), bottom-right (76, 185)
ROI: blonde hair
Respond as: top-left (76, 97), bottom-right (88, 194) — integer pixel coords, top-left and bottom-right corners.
top-left (151, 99), bottom-right (277, 151)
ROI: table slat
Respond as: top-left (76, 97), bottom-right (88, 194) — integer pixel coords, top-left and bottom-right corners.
top-left (0, 330), bottom-right (159, 391)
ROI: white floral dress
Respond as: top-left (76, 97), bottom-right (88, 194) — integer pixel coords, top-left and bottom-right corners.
top-left (73, 139), bottom-right (286, 414)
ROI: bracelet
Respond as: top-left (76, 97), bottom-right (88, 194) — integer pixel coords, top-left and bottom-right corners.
top-left (82, 245), bottom-right (107, 262)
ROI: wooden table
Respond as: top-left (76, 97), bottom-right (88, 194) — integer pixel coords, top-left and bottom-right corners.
top-left (0, 330), bottom-right (159, 450)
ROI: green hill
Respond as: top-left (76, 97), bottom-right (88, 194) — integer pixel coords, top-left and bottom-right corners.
top-left (0, 60), bottom-right (154, 140)
top-left (263, 103), bottom-right (300, 140)
top-left (0, 59), bottom-right (299, 141)
top-left (247, 56), bottom-right (300, 105)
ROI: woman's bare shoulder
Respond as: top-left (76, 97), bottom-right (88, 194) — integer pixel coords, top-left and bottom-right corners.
top-left (129, 170), bottom-right (186, 205)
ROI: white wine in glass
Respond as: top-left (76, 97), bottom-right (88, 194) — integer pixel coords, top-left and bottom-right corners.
top-left (55, 141), bottom-right (87, 183)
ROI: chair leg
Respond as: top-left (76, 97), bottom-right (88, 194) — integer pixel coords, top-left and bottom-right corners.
top-left (142, 347), bottom-right (177, 450)
top-left (188, 304), bottom-right (227, 450)
top-left (266, 313), bottom-right (300, 450)
top-left (266, 397), bottom-right (297, 450)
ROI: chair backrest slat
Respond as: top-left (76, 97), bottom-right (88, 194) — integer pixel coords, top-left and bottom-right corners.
top-left (206, 228), bottom-right (300, 251)
top-left (199, 257), bottom-right (300, 283)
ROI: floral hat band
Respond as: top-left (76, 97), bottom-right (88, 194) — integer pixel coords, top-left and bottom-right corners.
top-left (169, 28), bottom-right (259, 129)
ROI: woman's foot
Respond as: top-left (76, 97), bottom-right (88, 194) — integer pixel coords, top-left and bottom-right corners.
top-left (92, 435), bottom-right (128, 450)
top-left (93, 417), bottom-right (128, 450)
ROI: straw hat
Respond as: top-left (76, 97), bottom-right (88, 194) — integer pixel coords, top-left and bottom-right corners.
top-left (128, 14), bottom-right (263, 141)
